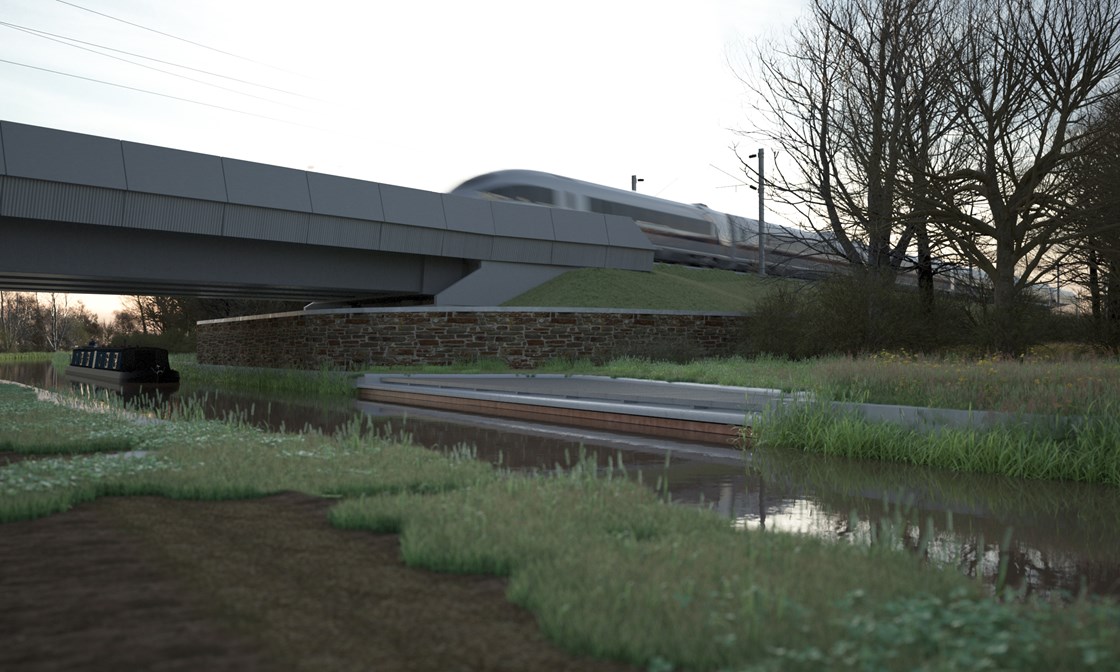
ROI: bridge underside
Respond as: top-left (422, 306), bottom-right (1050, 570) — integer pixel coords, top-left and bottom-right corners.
top-left (0, 120), bottom-right (655, 306)
top-left (0, 216), bottom-right (469, 301)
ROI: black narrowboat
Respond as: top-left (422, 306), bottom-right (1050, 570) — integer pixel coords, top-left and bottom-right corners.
top-left (66, 346), bottom-right (180, 386)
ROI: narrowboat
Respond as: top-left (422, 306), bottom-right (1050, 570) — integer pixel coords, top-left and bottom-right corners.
top-left (65, 345), bottom-right (180, 386)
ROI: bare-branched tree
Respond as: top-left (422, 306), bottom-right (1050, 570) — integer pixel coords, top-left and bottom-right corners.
top-left (743, 0), bottom-right (953, 279)
top-left (744, 0), bottom-right (1120, 352)
top-left (916, 0), bottom-right (1120, 349)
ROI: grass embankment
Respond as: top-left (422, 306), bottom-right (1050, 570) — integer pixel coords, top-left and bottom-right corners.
top-left (47, 351), bottom-right (359, 399)
top-left (0, 352), bottom-right (55, 363)
top-left (525, 353), bottom-right (1120, 486)
top-left (357, 350), bottom-right (1120, 485)
top-left (2, 381), bottom-right (1119, 671)
top-left (39, 343), bottom-right (1120, 485)
top-left (503, 263), bottom-right (789, 312)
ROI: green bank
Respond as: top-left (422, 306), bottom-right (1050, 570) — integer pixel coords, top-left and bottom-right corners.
top-left (2, 382), bottom-right (1118, 672)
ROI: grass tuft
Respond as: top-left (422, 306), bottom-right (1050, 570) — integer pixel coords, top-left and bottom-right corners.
top-left (5, 367), bottom-right (1120, 671)
top-left (756, 402), bottom-right (1120, 486)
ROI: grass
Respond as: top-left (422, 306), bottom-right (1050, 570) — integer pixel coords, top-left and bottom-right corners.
top-left (804, 349), bottom-right (1120, 416)
top-left (753, 443), bottom-right (1120, 563)
top-left (3, 380), bottom-right (1120, 671)
top-left (528, 351), bottom-right (1120, 416)
top-left (502, 263), bottom-right (793, 312)
top-left (37, 345), bottom-right (1120, 484)
top-left (754, 402), bottom-right (1120, 486)
top-left (0, 352), bottom-right (55, 362)
top-left (0, 383), bottom-right (149, 455)
top-left (48, 351), bottom-right (360, 399)
top-left (0, 384), bottom-right (492, 522)
top-left (171, 354), bottom-right (358, 398)
top-left (47, 347), bottom-right (1120, 416)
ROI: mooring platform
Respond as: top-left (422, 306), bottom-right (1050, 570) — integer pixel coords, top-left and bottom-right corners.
top-left (355, 374), bottom-right (790, 443)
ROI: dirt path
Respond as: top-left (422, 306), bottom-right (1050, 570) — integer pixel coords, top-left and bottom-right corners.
top-left (0, 492), bottom-right (638, 672)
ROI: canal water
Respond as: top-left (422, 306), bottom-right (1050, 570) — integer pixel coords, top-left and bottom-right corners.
top-left (4, 361), bottom-right (1119, 599)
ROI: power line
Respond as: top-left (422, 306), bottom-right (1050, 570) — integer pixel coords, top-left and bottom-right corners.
top-left (55, 0), bottom-right (307, 77)
top-left (0, 22), bottom-right (309, 110)
top-left (0, 57), bottom-right (319, 129)
top-left (0, 20), bottom-right (319, 101)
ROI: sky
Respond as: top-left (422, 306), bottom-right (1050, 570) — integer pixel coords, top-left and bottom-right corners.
top-left (0, 0), bottom-right (807, 320)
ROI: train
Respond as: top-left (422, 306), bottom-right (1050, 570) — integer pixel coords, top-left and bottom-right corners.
top-left (451, 169), bottom-right (1080, 309)
top-left (453, 169), bottom-right (920, 281)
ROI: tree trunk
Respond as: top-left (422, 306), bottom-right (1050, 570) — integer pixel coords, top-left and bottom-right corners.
top-left (991, 235), bottom-right (1022, 354)
top-left (1088, 247), bottom-right (1102, 320)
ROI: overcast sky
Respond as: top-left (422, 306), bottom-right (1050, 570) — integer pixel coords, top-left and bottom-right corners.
top-left (1, 0), bottom-right (806, 319)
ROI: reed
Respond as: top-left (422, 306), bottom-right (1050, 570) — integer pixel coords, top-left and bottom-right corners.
top-left (756, 402), bottom-right (1120, 486)
top-left (5, 380), bottom-right (1120, 670)
top-left (0, 352), bottom-right (56, 363)
top-left (535, 351), bottom-right (1120, 416)
top-left (809, 351), bottom-right (1120, 415)
top-left (169, 354), bottom-right (358, 398)
top-left (0, 384), bottom-right (147, 455)
top-left (333, 467), bottom-right (1120, 671)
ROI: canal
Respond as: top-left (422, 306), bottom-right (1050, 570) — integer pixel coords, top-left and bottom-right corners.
top-left (4, 360), bottom-right (1119, 599)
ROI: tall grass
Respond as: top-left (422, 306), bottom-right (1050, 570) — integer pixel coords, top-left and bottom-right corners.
top-left (535, 354), bottom-right (822, 391)
top-left (0, 352), bottom-right (56, 363)
top-left (0, 383), bottom-right (146, 455)
top-left (811, 350), bottom-right (1120, 415)
top-left (756, 402), bottom-right (1120, 486)
top-left (332, 466), bottom-right (1120, 672)
top-left (170, 354), bottom-right (359, 398)
top-left (0, 383), bottom-right (492, 521)
top-left (540, 351), bottom-right (1120, 415)
top-left (4, 379), bottom-right (1120, 670)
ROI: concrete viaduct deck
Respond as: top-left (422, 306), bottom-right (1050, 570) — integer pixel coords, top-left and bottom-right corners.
top-left (0, 121), bottom-right (654, 304)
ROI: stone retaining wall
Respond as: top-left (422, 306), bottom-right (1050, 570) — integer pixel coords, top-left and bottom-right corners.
top-left (196, 307), bottom-right (749, 369)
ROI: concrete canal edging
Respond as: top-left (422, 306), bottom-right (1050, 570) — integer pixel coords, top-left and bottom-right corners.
top-left (197, 306), bottom-right (749, 369)
top-left (355, 374), bottom-right (1076, 444)
top-left (355, 373), bottom-right (788, 444)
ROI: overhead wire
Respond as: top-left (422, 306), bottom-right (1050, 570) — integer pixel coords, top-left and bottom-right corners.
top-left (0, 58), bottom-right (320, 129)
top-left (0, 22), bottom-right (311, 110)
top-left (0, 2), bottom-right (341, 130)
top-left (54, 0), bottom-right (307, 78)
top-left (0, 20), bottom-right (320, 101)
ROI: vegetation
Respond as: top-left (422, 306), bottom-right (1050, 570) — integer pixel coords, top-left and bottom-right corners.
top-left (755, 403), bottom-right (1120, 486)
top-left (744, 0), bottom-right (1120, 354)
top-left (3, 381), bottom-right (1120, 671)
top-left (174, 354), bottom-right (357, 398)
top-left (525, 350), bottom-right (1120, 415)
top-left (1068, 85), bottom-right (1120, 351)
top-left (753, 442), bottom-right (1120, 563)
top-left (1, 292), bottom-right (304, 354)
top-left (0, 352), bottom-right (54, 363)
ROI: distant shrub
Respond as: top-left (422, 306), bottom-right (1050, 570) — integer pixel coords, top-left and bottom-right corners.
top-left (748, 271), bottom-right (980, 358)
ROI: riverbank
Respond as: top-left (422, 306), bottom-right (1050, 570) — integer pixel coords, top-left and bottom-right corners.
top-left (2, 381), bottom-right (1119, 671)
top-left (25, 349), bottom-right (1120, 485)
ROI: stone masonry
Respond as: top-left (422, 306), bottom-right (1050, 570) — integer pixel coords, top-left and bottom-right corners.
top-left (196, 307), bottom-right (749, 370)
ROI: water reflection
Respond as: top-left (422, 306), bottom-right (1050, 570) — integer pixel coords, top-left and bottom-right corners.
top-left (736, 448), bottom-right (1120, 598)
top-left (3, 361), bottom-right (1120, 599)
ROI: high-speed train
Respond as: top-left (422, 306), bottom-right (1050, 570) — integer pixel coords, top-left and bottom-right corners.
top-left (451, 169), bottom-right (1081, 309)
top-left (453, 169), bottom-right (901, 281)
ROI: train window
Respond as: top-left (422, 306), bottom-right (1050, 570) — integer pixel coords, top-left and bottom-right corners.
top-left (587, 198), bottom-right (711, 235)
top-left (489, 185), bottom-right (555, 205)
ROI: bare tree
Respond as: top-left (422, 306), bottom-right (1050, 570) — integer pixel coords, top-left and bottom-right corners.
top-left (43, 293), bottom-right (67, 352)
top-left (0, 292), bottom-right (44, 352)
top-left (744, 0), bottom-right (953, 279)
top-left (1065, 88), bottom-right (1120, 347)
top-left (921, 0), bottom-right (1120, 349)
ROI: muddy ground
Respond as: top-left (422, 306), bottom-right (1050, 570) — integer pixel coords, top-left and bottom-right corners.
top-left (0, 474), bottom-right (639, 672)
